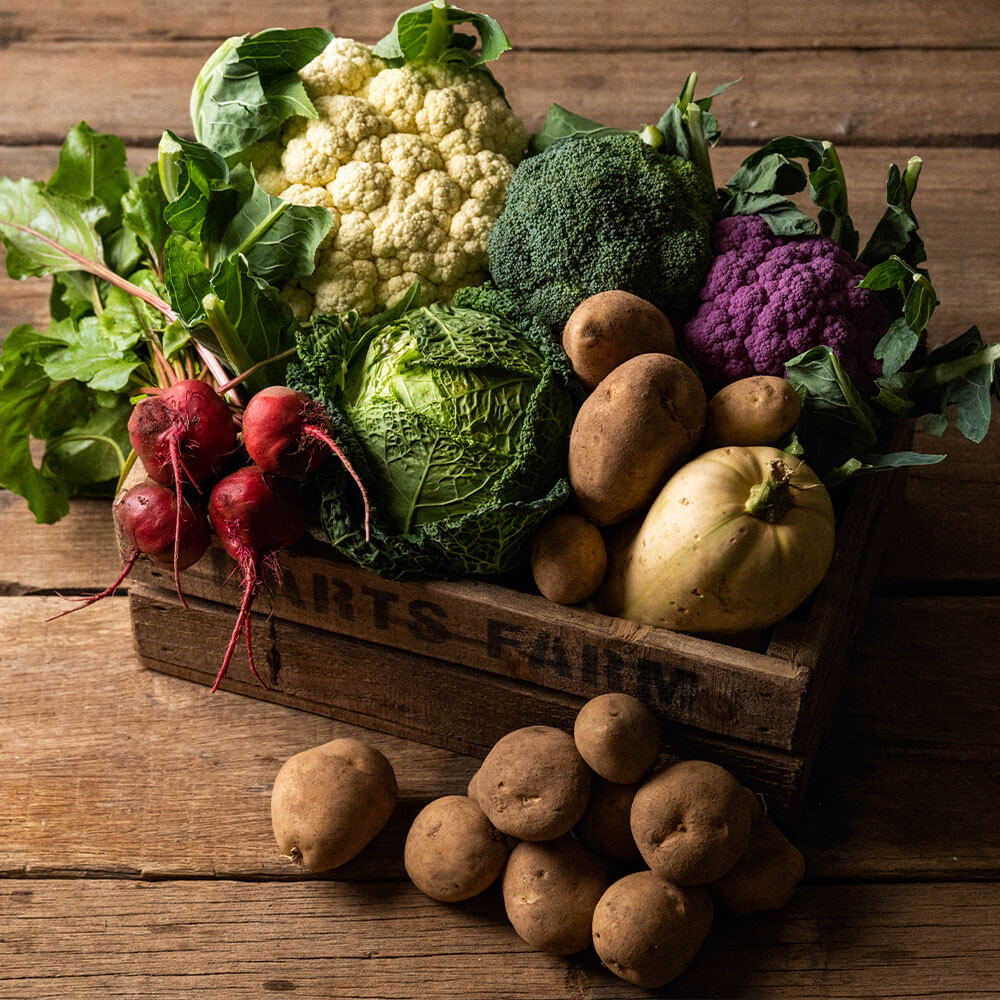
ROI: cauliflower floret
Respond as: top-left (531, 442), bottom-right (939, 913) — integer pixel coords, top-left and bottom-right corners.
top-left (253, 36), bottom-right (528, 317)
top-left (299, 251), bottom-right (378, 315)
top-left (300, 38), bottom-right (386, 99)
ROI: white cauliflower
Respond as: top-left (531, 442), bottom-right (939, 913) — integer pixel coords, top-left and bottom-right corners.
top-left (251, 37), bottom-right (528, 318)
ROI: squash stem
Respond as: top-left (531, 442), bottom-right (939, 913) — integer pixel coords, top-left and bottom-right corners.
top-left (744, 460), bottom-right (794, 524)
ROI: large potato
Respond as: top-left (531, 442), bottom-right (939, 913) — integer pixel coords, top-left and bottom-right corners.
top-left (592, 871), bottom-right (713, 988)
top-left (629, 760), bottom-right (759, 885)
top-left (502, 836), bottom-right (611, 954)
top-left (468, 726), bottom-right (591, 841)
top-left (404, 795), bottom-right (509, 902)
top-left (270, 737), bottom-right (397, 871)
top-left (561, 291), bottom-right (677, 390)
top-left (568, 353), bottom-right (706, 526)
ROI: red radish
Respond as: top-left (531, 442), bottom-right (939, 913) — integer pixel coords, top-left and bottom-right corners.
top-left (128, 378), bottom-right (237, 490)
top-left (47, 482), bottom-right (210, 620)
top-left (241, 386), bottom-right (371, 540)
top-left (207, 465), bottom-right (309, 692)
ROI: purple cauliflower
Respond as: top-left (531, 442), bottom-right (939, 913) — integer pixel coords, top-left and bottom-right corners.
top-left (682, 214), bottom-right (891, 392)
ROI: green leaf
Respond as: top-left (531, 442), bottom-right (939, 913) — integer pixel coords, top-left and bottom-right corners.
top-left (215, 166), bottom-right (332, 281)
top-left (0, 325), bottom-right (71, 523)
top-left (40, 315), bottom-right (146, 392)
top-left (121, 162), bottom-right (169, 266)
top-left (190, 27), bottom-right (334, 159)
top-left (529, 104), bottom-right (625, 155)
top-left (0, 176), bottom-right (107, 279)
top-left (373, 1), bottom-right (512, 66)
top-left (859, 156), bottom-right (926, 269)
top-left (42, 395), bottom-right (131, 488)
top-left (859, 254), bottom-right (937, 345)
top-left (47, 122), bottom-right (130, 232)
top-left (725, 136), bottom-right (858, 252)
top-left (874, 316), bottom-right (920, 377)
top-left (158, 131), bottom-right (233, 243)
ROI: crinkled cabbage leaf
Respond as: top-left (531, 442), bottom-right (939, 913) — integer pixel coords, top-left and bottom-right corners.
top-left (289, 286), bottom-right (576, 580)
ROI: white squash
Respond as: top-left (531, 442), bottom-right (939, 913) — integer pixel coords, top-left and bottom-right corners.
top-left (597, 446), bottom-right (835, 633)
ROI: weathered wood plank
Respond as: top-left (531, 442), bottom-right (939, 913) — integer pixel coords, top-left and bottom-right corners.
top-left (0, 596), bottom-right (476, 881)
top-left (0, 492), bottom-right (120, 593)
top-left (0, 879), bottom-right (996, 999)
top-left (1, 45), bottom-right (998, 147)
top-left (803, 594), bottom-right (1000, 877)
top-left (3, 0), bottom-right (998, 49)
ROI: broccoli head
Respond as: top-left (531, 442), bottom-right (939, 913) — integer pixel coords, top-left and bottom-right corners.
top-left (486, 131), bottom-right (718, 331)
top-left (682, 214), bottom-right (892, 392)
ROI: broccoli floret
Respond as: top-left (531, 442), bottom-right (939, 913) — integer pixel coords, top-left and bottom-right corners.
top-left (486, 131), bottom-right (718, 331)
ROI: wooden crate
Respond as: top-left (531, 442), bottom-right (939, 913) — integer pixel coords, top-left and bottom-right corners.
top-left (126, 438), bottom-right (909, 821)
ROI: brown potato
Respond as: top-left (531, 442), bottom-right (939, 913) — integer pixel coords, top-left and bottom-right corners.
top-left (530, 512), bottom-right (607, 605)
top-left (562, 290), bottom-right (677, 390)
top-left (710, 815), bottom-right (805, 912)
top-left (568, 353), bottom-right (707, 526)
top-left (404, 795), bottom-right (509, 902)
top-left (592, 871), bottom-right (713, 988)
top-left (468, 726), bottom-right (591, 841)
top-left (574, 776), bottom-right (642, 864)
top-left (573, 692), bottom-right (660, 784)
top-left (502, 836), bottom-right (611, 954)
top-left (629, 759), bottom-right (760, 885)
top-left (270, 737), bottom-right (397, 872)
top-left (702, 375), bottom-right (801, 449)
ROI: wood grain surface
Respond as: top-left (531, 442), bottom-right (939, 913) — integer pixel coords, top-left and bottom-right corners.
top-left (1, 0), bottom-right (998, 996)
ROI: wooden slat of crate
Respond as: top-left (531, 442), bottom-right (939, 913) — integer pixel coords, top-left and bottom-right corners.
top-left (127, 585), bottom-right (809, 818)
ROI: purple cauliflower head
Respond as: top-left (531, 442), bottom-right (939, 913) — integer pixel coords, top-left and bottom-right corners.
top-left (681, 214), bottom-right (891, 392)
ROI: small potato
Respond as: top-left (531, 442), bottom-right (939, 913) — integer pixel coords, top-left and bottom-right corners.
top-left (562, 291), bottom-right (677, 390)
top-left (574, 776), bottom-right (642, 864)
top-left (710, 815), bottom-right (805, 913)
top-left (271, 737), bottom-right (397, 872)
top-left (568, 353), bottom-right (706, 526)
top-left (630, 760), bottom-right (760, 885)
top-left (503, 836), bottom-right (611, 954)
top-left (404, 795), bottom-right (509, 902)
top-left (592, 871), bottom-right (713, 988)
top-left (530, 512), bottom-right (607, 605)
top-left (469, 726), bottom-right (591, 841)
top-left (702, 375), bottom-right (801, 449)
top-left (573, 692), bottom-right (660, 784)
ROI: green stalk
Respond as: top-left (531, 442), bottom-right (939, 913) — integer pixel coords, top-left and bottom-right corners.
top-left (420, 0), bottom-right (454, 60)
top-left (228, 200), bottom-right (292, 259)
top-left (911, 342), bottom-right (1000, 393)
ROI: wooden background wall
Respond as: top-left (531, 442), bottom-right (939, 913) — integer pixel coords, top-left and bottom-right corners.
top-left (2, 0), bottom-right (998, 347)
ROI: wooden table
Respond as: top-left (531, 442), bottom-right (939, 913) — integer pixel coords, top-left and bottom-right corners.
top-left (2, 1), bottom-right (999, 996)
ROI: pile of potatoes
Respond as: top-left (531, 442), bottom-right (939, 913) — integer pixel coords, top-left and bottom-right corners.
top-left (269, 692), bottom-right (805, 990)
top-left (531, 290), bottom-right (803, 608)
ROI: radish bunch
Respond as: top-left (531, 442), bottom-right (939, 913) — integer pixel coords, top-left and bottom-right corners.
top-left (54, 377), bottom-right (370, 694)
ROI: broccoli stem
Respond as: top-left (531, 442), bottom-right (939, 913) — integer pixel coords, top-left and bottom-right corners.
top-left (684, 104), bottom-right (715, 189)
